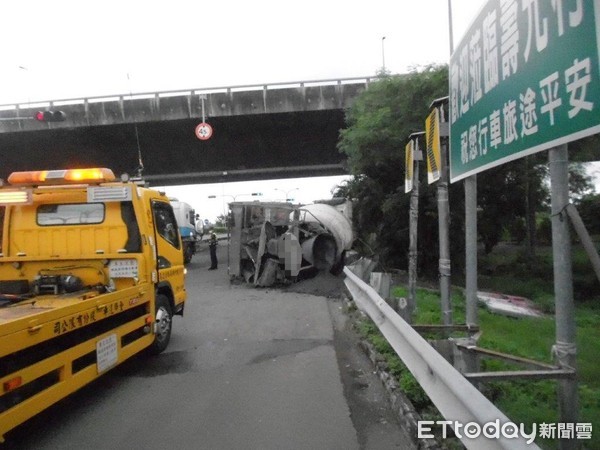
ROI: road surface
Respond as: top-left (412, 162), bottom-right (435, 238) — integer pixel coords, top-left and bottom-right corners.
top-left (2, 241), bottom-right (415, 449)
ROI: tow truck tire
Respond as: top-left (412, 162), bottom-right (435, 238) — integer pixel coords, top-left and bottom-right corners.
top-left (149, 294), bottom-right (172, 355)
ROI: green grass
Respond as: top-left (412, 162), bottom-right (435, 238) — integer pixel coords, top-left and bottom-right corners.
top-left (387, 285), bottom-right (600, 449)
top-left (354, 238), bottom-right (599, 447)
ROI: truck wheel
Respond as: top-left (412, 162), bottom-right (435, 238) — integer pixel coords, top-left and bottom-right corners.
top-left (149, 294), bottom-right (172, 355)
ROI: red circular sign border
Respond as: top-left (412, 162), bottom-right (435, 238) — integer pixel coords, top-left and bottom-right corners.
top-left (195, 122), bottom-right (213, 141)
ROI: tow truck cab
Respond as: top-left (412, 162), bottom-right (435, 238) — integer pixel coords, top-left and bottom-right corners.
top-left (0, 168), bottom-right (186, 442)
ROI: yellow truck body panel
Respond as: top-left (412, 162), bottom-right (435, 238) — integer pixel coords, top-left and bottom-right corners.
top-left (0, 169), bottom-right (186, 442)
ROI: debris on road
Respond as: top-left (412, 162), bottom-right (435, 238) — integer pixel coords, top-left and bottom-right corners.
top-left (477, 291), bottom-right (544, 318)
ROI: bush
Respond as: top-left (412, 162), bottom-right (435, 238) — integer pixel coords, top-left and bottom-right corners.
top-left (508, 217), bottom-right (527, 243)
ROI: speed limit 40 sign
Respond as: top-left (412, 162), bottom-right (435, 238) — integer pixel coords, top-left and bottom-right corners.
top-left (195, 122), bottom-right (213, 141)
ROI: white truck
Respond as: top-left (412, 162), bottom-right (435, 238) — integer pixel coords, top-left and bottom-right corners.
top-left (169, 199), bottom-right (203, 264)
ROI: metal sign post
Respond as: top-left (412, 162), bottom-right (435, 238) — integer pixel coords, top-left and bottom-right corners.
top-left (549, 145), bottom-right (578, 448)
top-left (195, 94), bottom-right (213, 141)
top-left (464, 175), bottom-right (478, 332)
top-left (447, 0), bottom-right (479, 337)
top-left (405, 132), bottom-right (425, 323)
top-left (426, 98), bottom-right (452, 329)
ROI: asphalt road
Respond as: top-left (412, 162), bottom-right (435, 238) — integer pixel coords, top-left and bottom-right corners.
top-left (2, 242), bottom-right (415, 450)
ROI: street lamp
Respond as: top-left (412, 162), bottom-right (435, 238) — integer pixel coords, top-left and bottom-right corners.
top-left (19, 65), bottom-right (30, 106)
top-left (274, 188), bottom-right (299, 202)
top-left (207, 192), bottom-right (262, 201)
top-left (381, 36), bottom-right (386, 73)
top-left (208, 193), bottom-right (263, 228)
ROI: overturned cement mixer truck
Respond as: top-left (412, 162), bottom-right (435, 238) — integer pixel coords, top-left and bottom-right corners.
top-left (228, 199), bottom-right (353, 286)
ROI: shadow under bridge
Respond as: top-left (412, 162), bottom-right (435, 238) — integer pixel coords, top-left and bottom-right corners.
top-left (0, 78), bottom-right (373, 184)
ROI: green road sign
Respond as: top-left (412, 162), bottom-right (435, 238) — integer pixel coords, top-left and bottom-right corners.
top-left (449, 0), bottom-right (600, 182)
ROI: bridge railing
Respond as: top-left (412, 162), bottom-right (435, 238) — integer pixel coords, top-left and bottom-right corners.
top-left (0, 76), bottom-right (379, 111)
top-left (342, 265), bottom-right (536, 450)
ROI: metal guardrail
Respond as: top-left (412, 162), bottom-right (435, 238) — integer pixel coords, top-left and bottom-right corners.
top-left (343, 266), bottom-right (538, 450)
top-left (0, 76), bottom-right (379, 110)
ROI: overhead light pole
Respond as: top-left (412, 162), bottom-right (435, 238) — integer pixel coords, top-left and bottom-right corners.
top-left (274, 188), bottom-right (299, 202)
top-left (381, 36), bottom-right (386, 73)
top-left (208, 193), bottom-right (262, 202)
top-left (19, 65), bottom-right (31, 110)
top-left (207, 193), bottom-right (262, 232)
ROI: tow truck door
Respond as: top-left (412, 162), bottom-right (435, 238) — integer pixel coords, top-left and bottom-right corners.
top-left (150, 200), bottom-right (186, 302)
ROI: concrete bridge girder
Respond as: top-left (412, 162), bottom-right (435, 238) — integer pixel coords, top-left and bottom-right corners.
top-left (0, 82), bottom-right (367, 132)
top-left (0, 79), bottom-right (370, 184)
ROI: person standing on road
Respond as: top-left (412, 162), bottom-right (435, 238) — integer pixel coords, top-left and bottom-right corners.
top-left (208, 230), bottom-right (218, 270)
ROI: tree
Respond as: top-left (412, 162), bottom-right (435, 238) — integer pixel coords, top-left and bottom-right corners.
top-left (576, 193), bottom-right (600, 235)
top-left (215, 214), bottom-right (228, 228)
top-left (336, 65), bottom-right (572, 275)
top-left (568, 162), bottom-right (594, 199)
top-left (338, 65), bottom-right (465, 273)
top-left (477, 154), bottom-right (548, 255)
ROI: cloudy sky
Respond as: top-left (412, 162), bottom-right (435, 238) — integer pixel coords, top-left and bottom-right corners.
top-left (1, 1), bottom-right (486, 103)
top-left (1, 1), bottom-right (596, 220)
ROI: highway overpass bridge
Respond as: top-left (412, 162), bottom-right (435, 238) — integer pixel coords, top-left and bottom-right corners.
top-left (0, 77), bottom-right (375, 185)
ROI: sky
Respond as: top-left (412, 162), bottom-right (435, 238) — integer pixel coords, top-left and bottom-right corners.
top-left (155, 175), bottom-right (352, 222)
top-left (1, 1), bottom-right (597, 220)
top-left (0, 1), bottom-right (487, 104)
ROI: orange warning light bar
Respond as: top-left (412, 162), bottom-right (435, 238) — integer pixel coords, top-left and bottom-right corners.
top-left (7, 168), bottom-right (116, 186)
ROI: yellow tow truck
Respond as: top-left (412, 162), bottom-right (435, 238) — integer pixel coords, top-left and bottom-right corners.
top-left (0, 167), bottom-right (186, 442)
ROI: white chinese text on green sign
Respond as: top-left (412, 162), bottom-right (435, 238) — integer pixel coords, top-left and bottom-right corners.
top-left (449, 0), bottom-right (600, 182)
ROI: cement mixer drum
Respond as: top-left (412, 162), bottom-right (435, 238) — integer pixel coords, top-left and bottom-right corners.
top-left (300, 203), bottom-right (353, 258)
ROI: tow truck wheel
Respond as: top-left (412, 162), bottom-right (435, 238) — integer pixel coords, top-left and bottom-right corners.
top-left (149, 294), bottom-right (172, 355)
